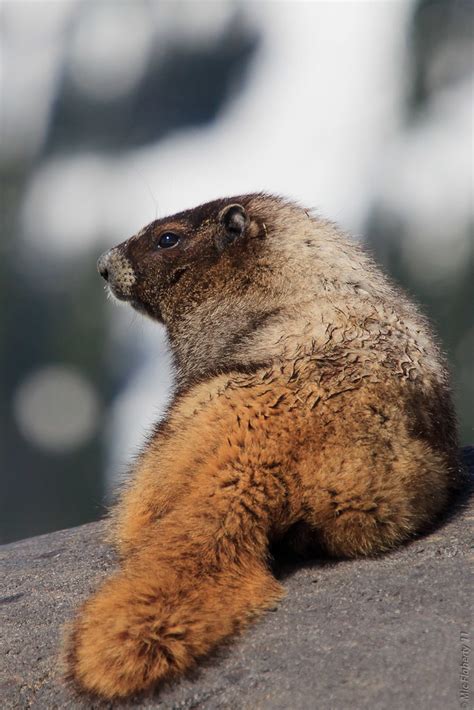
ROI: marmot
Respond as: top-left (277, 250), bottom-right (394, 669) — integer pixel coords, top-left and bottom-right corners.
top-left (65, 193), bottom-right (459, 699)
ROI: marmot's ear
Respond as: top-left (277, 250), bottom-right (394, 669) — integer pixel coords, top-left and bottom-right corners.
top-left (217, 204), bottom-right (248, 250)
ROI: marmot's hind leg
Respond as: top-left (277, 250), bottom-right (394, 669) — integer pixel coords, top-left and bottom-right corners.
top-left (301, 435), bottom-right (450, 558)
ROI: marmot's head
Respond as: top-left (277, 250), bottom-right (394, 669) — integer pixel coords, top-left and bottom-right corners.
top-left (99, 194), bottom-right (310, 311)
top-left (97, 193), bottom-right (346, 380)
top-left (98, 194), bottom-right (272, 323)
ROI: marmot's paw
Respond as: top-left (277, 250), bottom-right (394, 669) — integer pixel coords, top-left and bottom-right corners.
top-left (63, 575), bottom-right (189, 699)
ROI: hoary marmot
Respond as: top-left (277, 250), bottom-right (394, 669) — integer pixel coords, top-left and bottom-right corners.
top-left (65, 193), bottom-right (459, 699)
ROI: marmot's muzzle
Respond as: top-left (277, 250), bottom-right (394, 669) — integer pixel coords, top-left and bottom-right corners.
top-left (97, 248), bottom-right (136, 300)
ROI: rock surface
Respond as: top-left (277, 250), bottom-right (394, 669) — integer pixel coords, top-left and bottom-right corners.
top-left (2, 448), bottom-right (473, 710)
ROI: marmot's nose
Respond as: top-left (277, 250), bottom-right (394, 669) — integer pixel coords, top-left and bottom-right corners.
top-left (97, 252), bottom-right (110, 281)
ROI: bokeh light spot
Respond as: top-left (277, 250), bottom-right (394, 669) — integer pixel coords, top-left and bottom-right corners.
top-left (14, 365), bottom-right (100, 453)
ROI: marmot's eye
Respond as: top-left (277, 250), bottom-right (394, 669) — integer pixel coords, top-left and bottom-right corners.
top-left (158, 232), bottom-right (180, 249)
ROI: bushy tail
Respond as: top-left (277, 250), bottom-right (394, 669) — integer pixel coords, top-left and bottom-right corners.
top-left (65, 491), bottom-right (284, 699)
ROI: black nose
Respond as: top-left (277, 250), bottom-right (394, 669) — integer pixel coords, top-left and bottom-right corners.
top-left (97, 254), bottom-right (109, 281)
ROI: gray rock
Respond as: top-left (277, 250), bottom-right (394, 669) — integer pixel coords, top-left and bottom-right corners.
top-left (2, 448), bottom-right (473, 710)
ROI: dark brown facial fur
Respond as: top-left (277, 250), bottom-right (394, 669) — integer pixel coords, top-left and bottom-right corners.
top-left (98, 195), bottom-right (263, 317)
top-left (97, 194), bottom-right (284, 384)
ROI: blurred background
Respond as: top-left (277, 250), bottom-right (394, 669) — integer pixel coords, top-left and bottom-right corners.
top-left (1, 0), bottom-right (472, 543)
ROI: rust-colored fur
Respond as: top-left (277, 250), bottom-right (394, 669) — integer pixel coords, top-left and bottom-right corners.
top-left (65, 194), bottom-right (459, 698)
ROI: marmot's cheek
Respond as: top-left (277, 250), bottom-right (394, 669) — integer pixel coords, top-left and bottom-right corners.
top-left (130, 289), bottom-right (164, 322)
